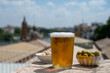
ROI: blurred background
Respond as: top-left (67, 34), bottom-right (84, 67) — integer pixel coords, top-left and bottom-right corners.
top-left (0, 0), bottom-right (110, 73)
top-left (0, 0), bottom-right (110, 43)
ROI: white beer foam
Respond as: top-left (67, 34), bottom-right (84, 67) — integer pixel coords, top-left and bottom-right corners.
top-left (50, 32), bottom-right (75, 37)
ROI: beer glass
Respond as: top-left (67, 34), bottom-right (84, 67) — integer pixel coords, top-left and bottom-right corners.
top-left (50, 32), bottom-right (75, 69)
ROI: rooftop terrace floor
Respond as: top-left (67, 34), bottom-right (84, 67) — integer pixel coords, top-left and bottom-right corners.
top-left (12, 45), bottom-right (108, 73)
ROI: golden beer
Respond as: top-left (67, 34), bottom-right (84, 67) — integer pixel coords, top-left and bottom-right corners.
top-left (50, 32), bottom-right (74, 69)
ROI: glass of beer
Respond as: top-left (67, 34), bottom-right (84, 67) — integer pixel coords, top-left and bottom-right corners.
top-left (50, 32), bottom-right (75, 69)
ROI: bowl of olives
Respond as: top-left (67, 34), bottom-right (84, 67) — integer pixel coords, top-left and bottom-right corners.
top-left (76, 50), bottom-right (101, 66)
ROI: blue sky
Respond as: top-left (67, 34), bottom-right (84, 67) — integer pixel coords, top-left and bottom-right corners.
top-left (0, 0), bottom-right (110, 28)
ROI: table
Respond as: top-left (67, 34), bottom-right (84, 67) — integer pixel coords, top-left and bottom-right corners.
top-left (12, 60), bottom-right (110, 73)
top-left (12, 46), bottom-right (110, 73)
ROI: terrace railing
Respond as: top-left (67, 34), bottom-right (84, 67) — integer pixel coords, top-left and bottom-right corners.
top-left (0, 49), bottom-right (37, 73)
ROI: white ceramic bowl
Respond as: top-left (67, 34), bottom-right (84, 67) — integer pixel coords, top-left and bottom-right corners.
top-left (36, 53), bottom-right (52, 63)
top-left (76, 55), bottom-right (101, 66)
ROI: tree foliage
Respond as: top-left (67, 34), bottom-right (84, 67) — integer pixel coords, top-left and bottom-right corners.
top-left (39, 28), bottom-right (50, 36)
top-left (14, 27), bottom-right (21, 36)
top-left (0, 28), bottom-right (14, 42)
top-left (2, 33), bottom-right (13, 41)
top-left (0, 28), bottom-right (4, 41)
top-left (94, 17), bottom-right (110, 40)
top-left (0, 28), bottom-right (4, 34)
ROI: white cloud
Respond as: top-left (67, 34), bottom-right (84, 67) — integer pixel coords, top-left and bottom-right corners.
top-left (46, 2), bottom-right (55, 7)
top-left (79, 2), bottom-right (87, 7)
top-left (0, 0), bottom-right (37, 6)
top-left (65, 1), bottom-right (77, 7)
top-left (89, 0), bottom-right (106, 6)
top-left (79, 2), bottom-right (89, 11)
top-left (0, 0), bottom-right (9, 5)
top-left (0, 0), bottom-right (109, 28)
top-left (89, 0), bottom-right (106, 9)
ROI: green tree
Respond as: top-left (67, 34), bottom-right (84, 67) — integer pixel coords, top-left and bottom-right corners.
top-left (94, 16), bottom-right (110, 40)
top-left (49, 29), bottom-right (59, 32)
top-left (106, 23), bottom-right (110, 37)
top-left (0, 28), bottom-right (4, 41)
top-left (0, 28), bottom-right (14, 42)
top-left (2, 33), bottom-right (13, 41)
top-left (39, 28), bottom-right (50, 36)
top-left (0, 28), bottom-right (4, 34)
top-left (27, 26), bottom-right (32, 33)
top-left (14, 27), bottom-right (21, 36)
top-left (107, 17), bottom-right (110, 24)
top-left (94, 25), bottom-right (107, 39)
top-left (33, 26), bottom-right (37, 31)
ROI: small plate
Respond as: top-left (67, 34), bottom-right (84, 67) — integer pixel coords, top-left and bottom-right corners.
top-left (36, 53), bottom-right (52, 63)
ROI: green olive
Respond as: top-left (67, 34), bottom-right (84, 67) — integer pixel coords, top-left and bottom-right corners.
top-left (90, 54), bottom-right (95, 57)
top-left (84, 51), bottom-right (88, 54)
top-left (83, 54), bottom-right (88, 57)
top-left (81, 50), bottom-right (86, 54)
top-left (77, 50), bottom-right (100, 57)
top-left (87, 51), bottom-right (92, 55)
top-left (94, 51), bottom-right (100, 56)
top-left (77, 51), bottom-right (81, 55)
top-left (78, 54), bottom-right (82, 57)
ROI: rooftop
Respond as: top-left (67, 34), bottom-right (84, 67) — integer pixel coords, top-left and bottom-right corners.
top-left (0, 39), bottom-right (50, 63)
top-left (95, 38), bottom-right (110, 59)
top-left (95, 38), bottom-right (110, 48)
top-left (29, 39), bottom-right (50, 48)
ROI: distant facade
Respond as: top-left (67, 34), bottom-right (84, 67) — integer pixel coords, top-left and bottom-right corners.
top-left (74, 23), bottom-right (92, 39)
top-left (55, 27), bottom-right (73, 32)
top-left (29, 26), bottom-right (43, 40)
top-left (21, 17), bottom-right (27, 41)
top-left (74, 22), bottom-right (103, 39)
top-left (3, 25), bottom-right (15, 34)
top-left (21, 17), bottom-right (43, 41)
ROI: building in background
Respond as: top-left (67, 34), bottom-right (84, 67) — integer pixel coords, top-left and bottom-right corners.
top-left (21, 17), bottom-right (43, 41)
top-left (54, 27), bottom-right (73, 32)
top-left (74, 22), bottom-right (103, 39)
top-left (29, 26), bottom-right (43, 40)
top-left (74, 23), bottom-right (92, 39)
top-left (21, 17), bottom-right (27, 41)
top-left (3, 25), bottom-right (15, 34)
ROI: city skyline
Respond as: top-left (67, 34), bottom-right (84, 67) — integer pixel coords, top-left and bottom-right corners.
top-left (0, 0), bottom-right (110, 28)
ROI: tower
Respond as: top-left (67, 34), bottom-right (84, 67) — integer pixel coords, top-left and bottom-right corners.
top-left (21, 16), bottom-right (27, 41)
